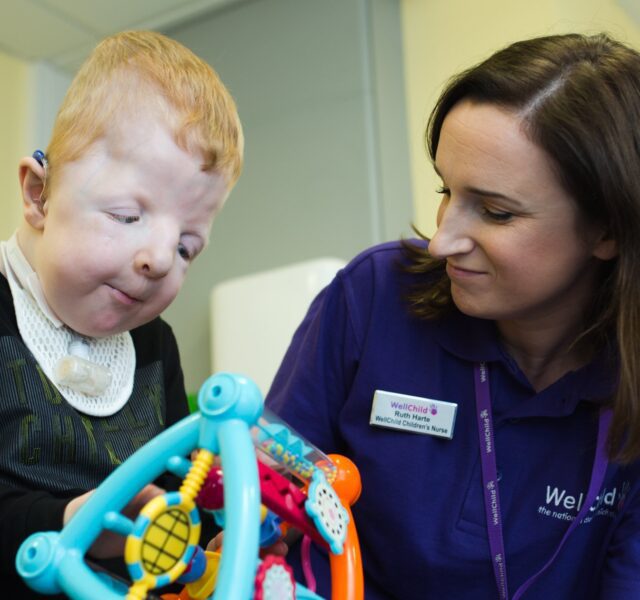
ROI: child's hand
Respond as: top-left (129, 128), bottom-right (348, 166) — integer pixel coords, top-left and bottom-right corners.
top-left (206, 531), bottom-right (289, 558)
top-left (63, 483), bottom-right (165, 559)
top-left (260, 539), bottom-right (289, 558)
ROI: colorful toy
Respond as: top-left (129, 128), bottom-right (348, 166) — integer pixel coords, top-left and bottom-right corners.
top-left (15, 373), bottom-right (363, 600)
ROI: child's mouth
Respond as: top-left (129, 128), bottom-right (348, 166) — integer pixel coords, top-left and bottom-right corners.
top-left (108, 285), bottom-right (140, 305)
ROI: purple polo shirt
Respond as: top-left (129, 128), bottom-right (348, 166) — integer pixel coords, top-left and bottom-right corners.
top-left (266, 240), bottom-right (640, 599)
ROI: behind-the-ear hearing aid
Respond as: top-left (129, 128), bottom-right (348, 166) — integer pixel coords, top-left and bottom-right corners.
top-left (32, 149), bottom-right (48, 168)
top-left (31, 149), bottom-right (49, 207)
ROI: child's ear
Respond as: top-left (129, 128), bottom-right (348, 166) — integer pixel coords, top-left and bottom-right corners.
top-left (19, 156), bottom-right (47, 229)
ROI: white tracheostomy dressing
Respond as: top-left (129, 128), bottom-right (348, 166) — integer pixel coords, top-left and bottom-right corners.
top-left (0, 233), bottom-right (135, 416)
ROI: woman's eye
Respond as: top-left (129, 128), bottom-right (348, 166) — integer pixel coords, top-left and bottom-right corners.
top-left (109, 213), bottom-right (139, 224)
top-left (435, 186), bottom-right (450, 196)
top-left (482, 207), bottom-right (514, 223)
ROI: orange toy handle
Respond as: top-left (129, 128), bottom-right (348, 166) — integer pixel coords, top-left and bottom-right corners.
top-left (327, 454), bottom-right (364, 600)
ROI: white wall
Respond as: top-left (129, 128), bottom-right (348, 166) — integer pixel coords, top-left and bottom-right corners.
top-left (0, 51), bottom-right (30, 240)
top-left (28, 61), bottom-right (73, 152)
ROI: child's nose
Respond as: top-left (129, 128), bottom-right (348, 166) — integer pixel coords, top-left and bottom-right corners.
top-left (134, 241), bottom-right (174, 278)
top-left (428, 198), bottom-right (475, 259)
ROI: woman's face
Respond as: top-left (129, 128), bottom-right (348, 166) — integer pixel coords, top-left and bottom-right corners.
top-left (428, 100), bottom-right (614, 326)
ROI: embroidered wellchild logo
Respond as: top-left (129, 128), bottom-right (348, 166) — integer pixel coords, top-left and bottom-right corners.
top-left (537, 480), bottom-right (631, 524)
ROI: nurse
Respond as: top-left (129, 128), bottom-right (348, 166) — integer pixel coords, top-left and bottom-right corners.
top-left (266, 33), bottom-right (640, 599)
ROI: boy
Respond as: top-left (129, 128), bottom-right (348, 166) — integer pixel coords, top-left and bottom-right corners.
top-left (0, 30), bottom-right (243, 596)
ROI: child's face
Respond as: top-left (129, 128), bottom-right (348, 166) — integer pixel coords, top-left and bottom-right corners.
top-left (29, 114), bottom-right (227, 338)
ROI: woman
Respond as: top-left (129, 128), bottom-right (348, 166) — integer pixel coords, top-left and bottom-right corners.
top-left (266, 33), bottom-right (640, 599)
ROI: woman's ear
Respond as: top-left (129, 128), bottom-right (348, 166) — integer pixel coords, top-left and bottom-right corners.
top-left (593, 233), bottom-right (617, 261)
top-left (19, 156), bottom-right (47, 230)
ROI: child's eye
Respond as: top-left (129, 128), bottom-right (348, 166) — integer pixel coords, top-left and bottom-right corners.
top-left (178, 243), bottom-right (192, 261)
top-left (435, 186), bottom-right (450, 196)
top-left (109, 213), bottom-right (139, 224)
top-left (482, 207), bottom-right (514, 223)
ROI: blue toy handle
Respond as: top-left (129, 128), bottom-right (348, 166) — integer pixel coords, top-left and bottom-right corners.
top-left (210, 418), bottom-right (260, 598)
top-left (16, 373), bottom-right (263, 600)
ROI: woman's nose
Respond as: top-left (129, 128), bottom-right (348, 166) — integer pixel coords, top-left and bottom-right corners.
top-left (427, 197), bottom-right (475, 259)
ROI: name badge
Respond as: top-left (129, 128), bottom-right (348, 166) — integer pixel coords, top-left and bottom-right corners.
top-left (370, 390), bottom-right (457, 439)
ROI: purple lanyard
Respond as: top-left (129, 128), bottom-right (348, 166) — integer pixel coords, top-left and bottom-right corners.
top-left (474, 362), bottom-right (611, 600)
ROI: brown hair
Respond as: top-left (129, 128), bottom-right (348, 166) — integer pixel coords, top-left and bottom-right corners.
top-left (406, 32), bottom-right (640, 462)
top-left (45, 30), bottom-right (243, 194)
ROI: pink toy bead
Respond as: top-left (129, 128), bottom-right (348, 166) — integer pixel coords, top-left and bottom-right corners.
top-left (196, 467), bottom-right (225, 510)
